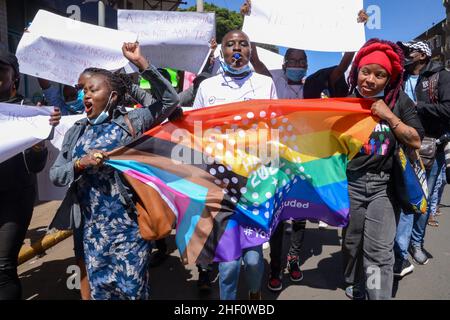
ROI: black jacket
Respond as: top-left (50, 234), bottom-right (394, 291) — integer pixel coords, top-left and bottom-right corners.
top-left (304, 65), bottom-right (349, 99)
top-left (0, 95), bottom-right (48, 192)
top-left (411, 60), bottom-right (450, 138)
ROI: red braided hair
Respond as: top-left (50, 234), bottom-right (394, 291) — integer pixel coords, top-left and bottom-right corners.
top-left (348, 38), bottom-right (405, 108)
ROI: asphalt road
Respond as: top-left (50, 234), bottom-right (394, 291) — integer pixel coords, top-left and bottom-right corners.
top-left (18, 190), bottom-right (450, 300)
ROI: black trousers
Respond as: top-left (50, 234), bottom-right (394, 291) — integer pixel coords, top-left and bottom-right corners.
top-left (269, 219), bottom-right (306, 273)
top-left (342, 172), bottom-right (397, 300)
top-left (0, 186), bottom-right (36, 300)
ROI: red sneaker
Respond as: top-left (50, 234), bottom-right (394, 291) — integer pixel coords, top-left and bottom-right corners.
top-left (267, 272), bottom-right (283, 292)
top-left (287, 256), bottom-right (303, 282)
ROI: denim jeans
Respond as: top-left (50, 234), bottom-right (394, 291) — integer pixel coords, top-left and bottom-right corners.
top-left (411, 150), bottom-right (445, 248)
top-left (394, 210), bottom-right (414, 260)
top-left (218, 245), bottom-right (263, 300)
top-left (429, 165), bottom-right (446, 215)
top-left (342, 171), bottom-right (397, 300)
top-left (394, 150), bottom-right (445, 259)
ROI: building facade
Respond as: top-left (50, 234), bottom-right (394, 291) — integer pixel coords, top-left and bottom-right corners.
top-left (444, 0), bottom-right (450, 69)
top-left (415, 0), bottom-right (450, 70)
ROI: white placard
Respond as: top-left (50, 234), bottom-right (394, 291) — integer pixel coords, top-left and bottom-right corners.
top-left (16, 10), bottom-right (137, 86)
top-left (0, 103), bottom-right (54, 164)
top-left (242, 0), bottom-right (366, 52)
top-left (37, 114), bottom-right (84, 201)
top-left (118, 10), bottom-right (215, 74)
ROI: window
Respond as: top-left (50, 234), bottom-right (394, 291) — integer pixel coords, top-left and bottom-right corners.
top-left (436, 35), bottom-right (442, 48)
top-left (429, 38), bottom-right (435, 50)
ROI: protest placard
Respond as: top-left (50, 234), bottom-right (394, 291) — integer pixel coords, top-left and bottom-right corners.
top-left (0, 102), bottom-right (82, 199)
top-left (118, 10), bottom-right (215, 74)
top-left (0, 103), bottom-right (53, 164)
top-left (16, 10), bottom-right (137, 86)
top-left (37, 114), bottom-right (84, 201)
top-left (242, 0), bottom-right (365, 52)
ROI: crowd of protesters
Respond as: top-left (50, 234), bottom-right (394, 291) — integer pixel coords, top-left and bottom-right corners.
top-left (0, 0), bottom-right (449, 300)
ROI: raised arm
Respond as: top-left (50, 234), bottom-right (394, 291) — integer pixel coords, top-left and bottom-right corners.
top-left (328, 10), bottom-right (369, 89)
top-left (240, 1), bottom-right (272, 78)
top-left (122, 42), bottom-right (179, 126)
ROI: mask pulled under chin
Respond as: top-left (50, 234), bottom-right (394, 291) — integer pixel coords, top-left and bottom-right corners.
top-left (87, 91), bottom-right (114, 125)
top-left (356, 86), bottom-right (385, 99)
top-left (220, 60), bottom-right (251, 76)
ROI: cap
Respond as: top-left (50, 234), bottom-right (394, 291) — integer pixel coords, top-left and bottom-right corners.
top-left (397, 40), bottom-right (432, 57)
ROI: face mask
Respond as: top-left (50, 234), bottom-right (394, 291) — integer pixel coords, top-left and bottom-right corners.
top-left (285, 68), bottom-right (307, 82)
top-left (220, 59), bottom-right (251, 76)
top-left (356, 86), bottom-right (385, 98)
top-left (65, 89), bottom-right (85, 114)
top-left (88, 91), bottom-right (115, 125)
top-left (219, 50), bottom-right (251, 76)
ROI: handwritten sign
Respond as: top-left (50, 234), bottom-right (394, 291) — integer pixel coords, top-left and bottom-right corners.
top-left (0, 103), bottom-right (54, 164)
top-left (242, 0), bottom-right (366, 52)
top-left (16, 10), bottom-right (137, 86)
top-left (0, 102), bottom-right (83, 199)
top-left (118, 10), bottom-right (215, 74)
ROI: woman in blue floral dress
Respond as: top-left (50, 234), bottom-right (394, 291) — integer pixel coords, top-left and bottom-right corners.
top-left (50, 42), bottom-right (179, 299)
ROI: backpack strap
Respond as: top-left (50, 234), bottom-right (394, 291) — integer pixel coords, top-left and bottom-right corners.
top-left (123, 113), bottom-right (136, 139)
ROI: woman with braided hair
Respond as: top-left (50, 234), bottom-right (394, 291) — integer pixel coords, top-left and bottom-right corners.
top-left (49, 42), bottom-right (179, 299)
top-left (342, 39), bottom-right (424, 300)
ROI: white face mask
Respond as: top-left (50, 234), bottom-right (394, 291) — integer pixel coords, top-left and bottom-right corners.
top-left (88, 91), bottom-right (115, 125)
top-left (356, 86), bottom-right (385, 98)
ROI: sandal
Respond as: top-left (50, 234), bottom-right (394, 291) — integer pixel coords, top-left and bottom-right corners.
top-left (427, 216), bottom-right (439, 227)
top-left (435, 208), bottom-right (443, 216)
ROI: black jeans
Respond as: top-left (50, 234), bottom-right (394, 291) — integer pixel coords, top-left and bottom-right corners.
top-left (0, 186), bottom-right (36, 300)
top-left (269, 219), bottom-right (306, 274)
top-left (342, 171), bottom-right (397, 300)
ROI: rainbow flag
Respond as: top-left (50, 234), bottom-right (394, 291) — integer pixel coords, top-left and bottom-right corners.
top-left (107, 99), bottom-right (377, 265)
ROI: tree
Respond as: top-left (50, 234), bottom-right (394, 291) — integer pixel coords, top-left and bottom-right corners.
top-left (179, 2), bottom-right (279, 54)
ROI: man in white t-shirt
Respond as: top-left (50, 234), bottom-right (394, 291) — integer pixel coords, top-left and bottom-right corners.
top-left (193, 29), bottom-right (275, 301)
top-left (193, 31), bottom-right (277, 109)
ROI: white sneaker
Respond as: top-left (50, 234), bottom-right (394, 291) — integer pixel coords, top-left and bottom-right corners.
top-left (262, 242), bottom-right (270, 250)
top-left (318, 221), bottom-right (328, 229)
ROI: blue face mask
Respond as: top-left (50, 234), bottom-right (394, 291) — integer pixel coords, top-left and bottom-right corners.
top-left (219, 58), bottom-right (251, 76)
top-left (88, 91), bottom-right (115, 125)
top-left (65, 89), bottom-right (85, 114)
top-left (285, 68), bottom-right (307, 82)
top-left (356, 86), bottom-right (385, 98)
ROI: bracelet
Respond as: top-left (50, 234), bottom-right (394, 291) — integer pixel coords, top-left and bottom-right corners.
top-left (391, 119), bottom-right (402, 130)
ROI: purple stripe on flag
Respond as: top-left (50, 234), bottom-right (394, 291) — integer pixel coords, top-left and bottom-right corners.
top-left (213, 219), bottom-right (242, 262)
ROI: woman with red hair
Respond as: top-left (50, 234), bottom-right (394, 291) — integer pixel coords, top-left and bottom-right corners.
top-left (342, 39), bottom-right (424, 300)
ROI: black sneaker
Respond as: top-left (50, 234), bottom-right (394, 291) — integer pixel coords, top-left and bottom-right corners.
top-left (197, 269), bottom-right (212, 292)
top-left (345, 284), bottom-right (365, 300)
top-left (409, 245), bottom-right (429, 265)
top-left (394, 258), bottom-right (414, 278)
top-left (287, 256), bottom-right (303, 282)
